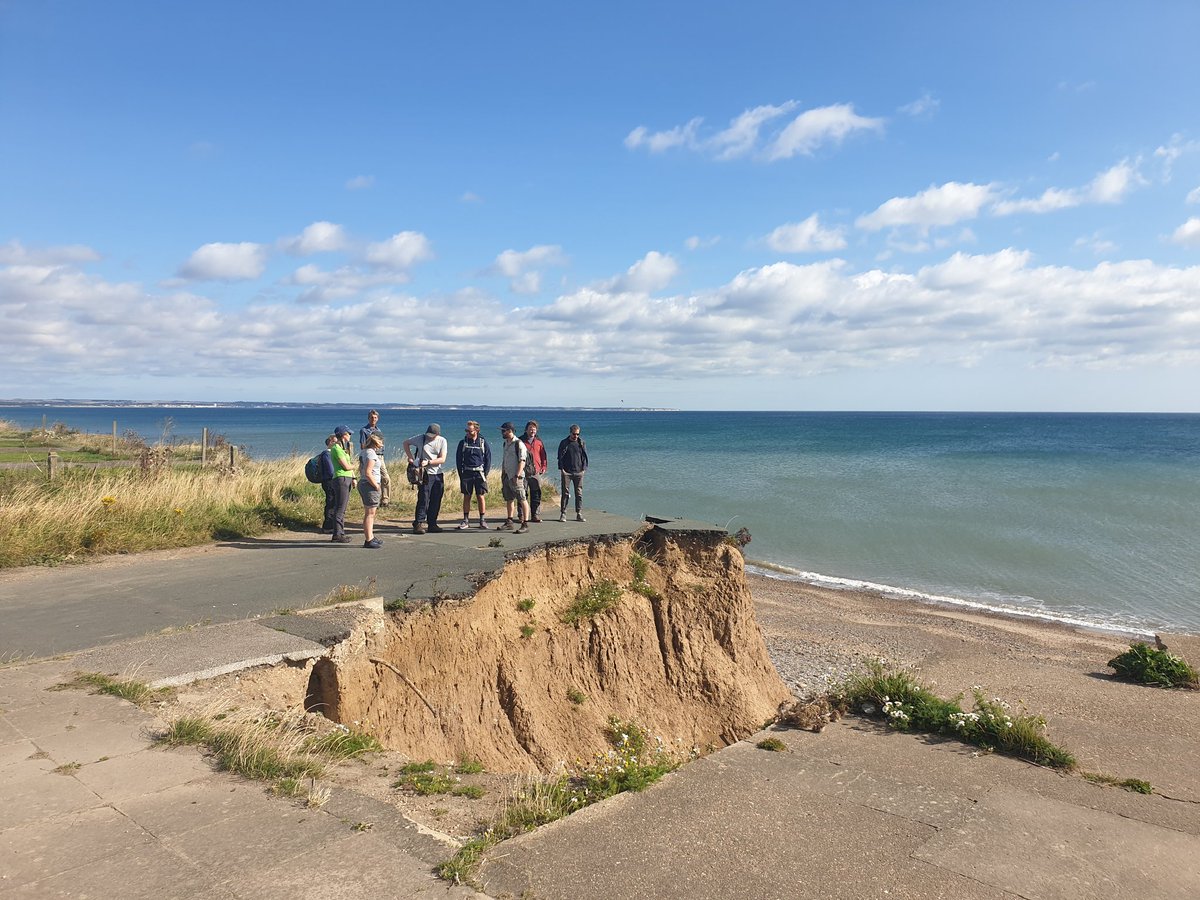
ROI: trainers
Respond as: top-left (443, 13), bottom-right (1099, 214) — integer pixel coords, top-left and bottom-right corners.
top-left (477, 519), bottom-right (489, 530)
top-left (576, 514), bottom-right (586, 522)
top-left (558, 512), bottom-right (567, 522)
top-left (364, 538), bottom-right (383, 548)
top-left (331, 534), bottom-right (352, 543)
top-left (498, 519), bottom-right (513, 530)
top-left (413, 523), bottom-right (427, 535)
top-left (515, 522), bottom-right (529, 534)
top-left (456, 520), bottom-right (470, 531)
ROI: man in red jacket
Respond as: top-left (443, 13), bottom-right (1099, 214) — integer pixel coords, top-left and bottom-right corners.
top-left (520, 420), bottom-right (549, 523)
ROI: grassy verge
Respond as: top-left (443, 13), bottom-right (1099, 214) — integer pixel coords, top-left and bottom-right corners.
top-left (836, 661), bottom-right (1076, 770)
top-left (51, 672), bottom-right (171, 707)
top-left (561, 579), bottom-right (622, 625)
top-left (1108, 642), bottom-right (1199, 689)
top-left (159, 710), bottom-right (380, 800)
top-left (438, 718), bottom-right (684, 886)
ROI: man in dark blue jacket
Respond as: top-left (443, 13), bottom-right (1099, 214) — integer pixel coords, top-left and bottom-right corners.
top-left (455, 420), bottom-right (492, 530)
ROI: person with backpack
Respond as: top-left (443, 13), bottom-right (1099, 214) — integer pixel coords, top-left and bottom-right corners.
top-left (557, 424), bottom-right (589, 522)
top-left (317, 434), bottom-right (338, 533)
top-left (520, 420), bottom-right (548, 523)
top-left (329, 426), bottom-right (356, 543)
top-left (455, 420), bottom-right (492, 530)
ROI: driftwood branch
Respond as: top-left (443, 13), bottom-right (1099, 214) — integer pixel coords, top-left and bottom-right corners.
top-left (369, 657), bottom-right (439, 720)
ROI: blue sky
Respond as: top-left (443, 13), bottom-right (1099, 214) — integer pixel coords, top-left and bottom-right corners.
top-left (2, 1), bottom-right (1199, 410)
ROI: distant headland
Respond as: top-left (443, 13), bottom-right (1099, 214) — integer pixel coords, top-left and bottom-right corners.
top-left (0, 399), bottom-right (678, 413)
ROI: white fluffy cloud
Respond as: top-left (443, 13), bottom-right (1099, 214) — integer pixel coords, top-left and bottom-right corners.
top-left (178, 242), bottom-right (267, 281)
top-left (898, 93), bottom-right (939, 118)
top-left (281, 221), bottom-right (347, 256)
top-left (1170, 217), bottom-right (1200, 247)
top-left (765, 215), bottom-right (847, 253)
top-left (1187, 186), bottom-right (1200, 204)
top-left (345, 175), bottom-right (375, 190)
top-left (625, 101), bottom-right (882, 161)
top-left (857, 183), bottom-right (995, 232)
top-left (364, 231), bottom-right (434, 271)
top-left (7, 250), bottom-right (1200, 385)
top-left (765, 104), bottom-right (884, 160)
top-left (993, 160), bottom-right (1143, 215)
top-left (487, 245), bottom-right (568, 294)
top-left (601, 251), bottom-right (680, 293)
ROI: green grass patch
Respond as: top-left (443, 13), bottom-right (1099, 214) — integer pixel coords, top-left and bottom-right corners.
top-left (837, 661), bottom-right (1076, 770)
top-left (160, 715), bottom-right (215, 746)
top-left (567, 687), bottom-right (587, 705)
top-left (397, 759), bottom-right (437, 774)
top-left (517, 597), bottom-right (536, 612)
top-left (629, 552), bottom-right (660, 599)
top-left (54, 672), bottom-right (167, 708)
top-left (452, 785), bottom-right (485, 799)
top-left (1108, 642), bottom-right (1199, 689)
top-left (438, 717), bottom-right (683, 886)
top-left (454, 758), bottom-right (485, 775)
top-left (561, 579), bottom-right (622, 625)
top-left (756, 737), bottom-right (786, 752)
top-left (519, 624), bottom-right (536, 639)
top-left (394, 770), bottom-right (456, 795)
top-left (1083, 772), bottom-right (1154, 794)
top-left (303, 728), bottom-right (383, 759)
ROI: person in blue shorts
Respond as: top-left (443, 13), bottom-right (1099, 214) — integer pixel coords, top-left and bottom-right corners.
top-left (455, 420), bottom-right (492, 530)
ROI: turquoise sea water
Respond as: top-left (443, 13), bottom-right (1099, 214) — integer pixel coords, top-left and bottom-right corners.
top-left (4, 406), bottom-right (1199, 634)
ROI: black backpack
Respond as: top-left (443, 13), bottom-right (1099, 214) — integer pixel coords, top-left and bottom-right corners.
top-left (304, 454), bottom-right (323, 483)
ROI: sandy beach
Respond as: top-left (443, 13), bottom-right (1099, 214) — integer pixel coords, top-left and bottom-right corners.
top-left (750, 572), bottom-right (1200, 798)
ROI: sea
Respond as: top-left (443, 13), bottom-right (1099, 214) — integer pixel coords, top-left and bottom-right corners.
top-left (4, 406), bottom-right (1199, 636)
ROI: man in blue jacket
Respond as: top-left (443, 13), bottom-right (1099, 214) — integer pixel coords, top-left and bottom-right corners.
top-left (455, 420), bottom-right (492, 530)
top-left (318, 434), bottom-right (338, 533)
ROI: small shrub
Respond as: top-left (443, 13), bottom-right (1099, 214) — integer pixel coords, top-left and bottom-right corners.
top-left (1108, 642), bottom-right (1199, 689)
top-left (487, 537), bottom-right (503, 548)
top-left (756, 737), bottom-right (786, 752)
top-left (630, 552), bottom-right (649, 583)
top-left (838, 662), bottom-right (1075, 770)
top-left (562, 579), bottom-right (622, 625)
top-left (567, 688), bottom-right (587, 705)
top-left (517, 597), bottom-right (535, 612)
top-left (455, 758), bottom-right (485, 775)
top-left (519, 624), bottom-right (536, 639)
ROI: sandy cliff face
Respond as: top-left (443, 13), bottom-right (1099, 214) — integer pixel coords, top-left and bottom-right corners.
top-left (305, 526), bottom-right (790, 772)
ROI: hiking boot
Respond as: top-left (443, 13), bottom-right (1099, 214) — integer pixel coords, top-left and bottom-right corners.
top-left (364, 537), bottom-right (383, 548)
top-left (558, 512), bottom-right (567, 522)
top-left (498, 519), bottom-right (513, 531)
top-left (456, 520), bottom-right (470, 531)
top-left (531, 515), bottom-right (542, 523)
top-left (477, 518), bottom-right (489, 530)
top-left (331, 534), bottom-right (352, 543)
top-left (576, 513), bottom-right (586, 522)
top-left (413, 523), bottom-right (427, 535)
top-left (515, 522), bottom-right (529, 534)
top-left (427, 525), bottom-right (444, 533)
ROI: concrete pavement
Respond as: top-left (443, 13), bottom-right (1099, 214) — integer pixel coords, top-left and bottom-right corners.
top-left (3, 514), bottom-right (1200, 899)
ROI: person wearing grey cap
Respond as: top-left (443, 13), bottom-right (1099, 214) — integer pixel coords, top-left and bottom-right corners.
top-left (404, 423), bottom-right (448, 534)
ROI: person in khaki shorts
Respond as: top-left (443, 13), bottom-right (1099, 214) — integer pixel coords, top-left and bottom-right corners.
top-left (359, 410), bottom-right (390, 507)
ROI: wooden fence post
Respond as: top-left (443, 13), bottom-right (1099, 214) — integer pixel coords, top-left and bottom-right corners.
top-left (47, 451), bottom-right (58, 481)
top-left (229, 445), bottom-right (236, 470)
top-left (202, 427), bottom-right (208, 466)
top-left (111, 420), bottom-right (117, 456)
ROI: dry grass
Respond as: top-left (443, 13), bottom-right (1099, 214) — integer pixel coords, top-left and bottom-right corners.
top-left (0, 456), bottom-right (325, 567)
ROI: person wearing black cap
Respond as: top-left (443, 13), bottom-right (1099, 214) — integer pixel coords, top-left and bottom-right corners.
top-left (404, 423), bottom-right (448, 534)
top-left (329, 426), bottom-right (356, 543)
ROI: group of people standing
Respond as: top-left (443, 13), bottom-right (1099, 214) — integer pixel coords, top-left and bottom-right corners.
top-left (316, 410), bottom-right (589, 548)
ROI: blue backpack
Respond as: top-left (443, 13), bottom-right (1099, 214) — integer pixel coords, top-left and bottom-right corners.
top-left (304, 454), bottom-right (324, 483)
